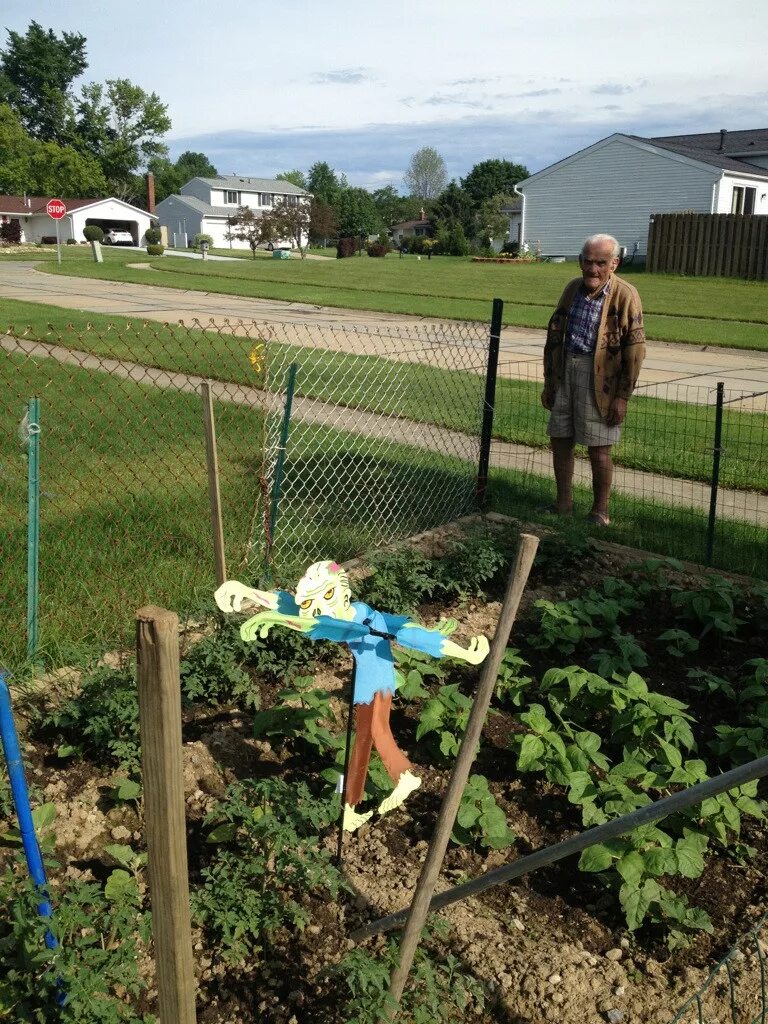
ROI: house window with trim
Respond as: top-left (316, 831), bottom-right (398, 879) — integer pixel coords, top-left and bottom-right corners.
top-left (259, 193), bottom-right (272, 206)
top-left (285, 195), bottom-right (299, 207)
top-left (225, 190), bottom-right (240, 205)
top-left (731, 186), bottom-right (756, 214)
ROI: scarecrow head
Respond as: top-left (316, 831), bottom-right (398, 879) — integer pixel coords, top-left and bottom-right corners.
top-left (294, 561), bottom-right (352, 619)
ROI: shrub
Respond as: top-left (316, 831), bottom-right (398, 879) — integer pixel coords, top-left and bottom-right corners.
top-left (193, 232), bottom-right (213, 249)
top-left (337, 236), bottom-right (357, 258)
top-left (146, 243), bottom-right (164, 256)
top-left (501, 240), bottom-right (520, 256)
top-left (0, 219), bottom-right (21, 244)
top-left (83, 225), bottom-right (104, 242)
top-left (65, 237), bottom-right (77, 245)
top-left (144, 226), bottom-right (162, 244)
top-left (445, 225), bottom-right (469, 256)
top-left (366, 241), bottom-right (389, 257)
top-left (41, 235), bottom-right (57, 244)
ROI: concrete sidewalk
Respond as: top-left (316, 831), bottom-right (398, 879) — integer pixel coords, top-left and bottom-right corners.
top-left (1, 260), bottom-right (767, 409)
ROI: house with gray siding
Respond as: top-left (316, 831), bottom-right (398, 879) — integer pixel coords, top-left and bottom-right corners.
top-left (156, 175), bottom-right (311, 249)
top-left (516, 129), bottom-right (768, 258)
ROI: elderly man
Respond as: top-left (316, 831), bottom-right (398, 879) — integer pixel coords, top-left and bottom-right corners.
top-left (541, 233), bottom-right (646, 525)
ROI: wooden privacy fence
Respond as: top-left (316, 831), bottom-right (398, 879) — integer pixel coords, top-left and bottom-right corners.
top-left (647, 212), bottom-right (768, 279)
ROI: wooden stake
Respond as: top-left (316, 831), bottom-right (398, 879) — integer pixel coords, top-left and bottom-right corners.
top-left (136, 606), bottom-right (197, 1024)
top-left (201, 381), bottom-right (227, 586)
top-left (383, 533), bottom-right (539, 1019)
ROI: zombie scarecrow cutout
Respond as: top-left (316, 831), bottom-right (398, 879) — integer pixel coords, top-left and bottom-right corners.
top-left (215, 561), bottom-right (490, 832)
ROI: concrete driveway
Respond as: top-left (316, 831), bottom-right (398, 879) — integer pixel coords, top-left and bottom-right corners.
top-left (1, 260), bottom-right (767, 408)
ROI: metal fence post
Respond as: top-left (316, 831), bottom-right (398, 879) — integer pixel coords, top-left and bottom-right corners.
top-left (705, 382), bottom-right (725, 565)
top-left (26, 398), bottom-right (40, 663)
top-left (476, 298), bottom-right (503, 506)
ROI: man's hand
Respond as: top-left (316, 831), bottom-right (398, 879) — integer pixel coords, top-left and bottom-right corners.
top-left (606, 397), bottom-right (628, 427)
top-left (215, 580), bottom-right (276, 614)
top-left (541, 389), bottom-right (554, 411)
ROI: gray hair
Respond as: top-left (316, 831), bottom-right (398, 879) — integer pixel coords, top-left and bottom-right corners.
top-left (581, 233), bottom-right (621, 258)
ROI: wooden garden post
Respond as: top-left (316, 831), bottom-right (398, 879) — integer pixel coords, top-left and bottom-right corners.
top-left (201, 381), bottom-right (227, 586)
top-left (136, 606), bottom-right (197, 1024)
top-left (382, 533), bottom-right (539, 1019)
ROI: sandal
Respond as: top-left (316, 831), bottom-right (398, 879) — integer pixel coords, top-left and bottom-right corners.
top-left (586, 511), bottom-right (611, 526)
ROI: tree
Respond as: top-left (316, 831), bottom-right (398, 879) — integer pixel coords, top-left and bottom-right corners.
top-left (225, 206), bottom-right (270, 258)
top-left (306, 161), bottom-right (345, 207)
top-left (336, 188), bottom-right (383, 239)
top-left (0, 20), bottom-right (86, 142)
top-left (404, 147), bottom-right (447, 200)
top-left (149, 150), bottom-right (217, 203)
top-left (309, 199), bottom-right (338, 246)
top-left (266, 198), bottom-right (311, 258)
top-left (432, 181), bottom-right (474, 237)
top-left (476, 193), bottom-right (515, 248)
top-left (0, 103), bottom-right (106, 196)
top-left (371, 186), bottom-right (421, 227)
top-left (76, 78), bottom-right (171, 189)
top-left (460, 158), bottom-right (528, 208)
top-left (276, 169), bottom-right (307, 189)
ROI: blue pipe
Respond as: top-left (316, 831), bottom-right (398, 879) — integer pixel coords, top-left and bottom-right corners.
top-left (0, 670), bottom-right (58, 951)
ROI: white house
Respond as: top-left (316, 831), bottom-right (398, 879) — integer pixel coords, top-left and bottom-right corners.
top-left (155, 175), bottom-right (312, 250)
top-left (0, 195), bottom-right (157, 245)
top-left (516, 129), bottom-right (768, 258)
top-left (389, 209), bottom-right (431, 246)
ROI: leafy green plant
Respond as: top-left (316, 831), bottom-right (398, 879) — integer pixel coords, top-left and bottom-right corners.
top-left (687, 668), bottom-right (736, 701)
top-left (416, 684), bottom-right (473, 758)
top-left (430, 530), bottom-right (508, 602)
top-left (658, 628), bottom-right (700, 659)
top-left (34, 665), bottom-right (141, 776)
top-left (192, 778), bottom-right (346, 964)
top-left (591, 633), bottom-right (648, 677)
top-left (333, 919), bottom-right (485, 1024)
top-left (452, 774), bottom-right (515, 849)
top-left (529, 578), bottom-right (640, 656)
top-left (671, 574), bottom-right (745, 637)
top-left (252, 674), bottom-right (340, 753)
top-left (180, 626), bottom-right (260, 708)
top-left (494, 647), bottom-right (533, 705)
top-left (358, 547), bottom-right (437, 613)
top-left (394, 646), bottom-right (447, 700)
top-left (0, 852), bottom-right (153, 1024)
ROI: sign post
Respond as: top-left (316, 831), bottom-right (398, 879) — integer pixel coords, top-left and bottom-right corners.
top-left (46, 198), bottom-right (67, 265)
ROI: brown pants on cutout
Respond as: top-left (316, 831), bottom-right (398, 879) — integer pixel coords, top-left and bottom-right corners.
top-left (346, 690), bottom-right (413, 807)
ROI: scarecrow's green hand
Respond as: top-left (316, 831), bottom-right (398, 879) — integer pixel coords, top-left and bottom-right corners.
top-left (435, 617), bottom-right (459, 637)
top-left (240, 610), bottom-right (313, 642)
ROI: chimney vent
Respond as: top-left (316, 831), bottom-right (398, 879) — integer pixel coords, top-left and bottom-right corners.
top-left (419, 207), bottom-right (426, 222)
top-left (718, 128), bottom-right (728, 152)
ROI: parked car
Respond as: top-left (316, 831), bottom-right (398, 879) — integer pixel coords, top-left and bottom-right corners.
top-left (103, 229), bottom-right (134, 245)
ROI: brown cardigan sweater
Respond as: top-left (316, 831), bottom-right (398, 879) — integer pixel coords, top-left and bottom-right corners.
top-left (542, 275), bottom-right (647, 420)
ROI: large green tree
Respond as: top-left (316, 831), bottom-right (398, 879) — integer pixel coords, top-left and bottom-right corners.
top-left (306, 161), bottom-right (345, 207)
top-left (336, 187), bottom-right (383, 238)
top-left (404, 147), bottom-right (447, 200)
top-left (148, 150), bottom-right (218, 203)
top-left (76, 79), bottom-right (171, 187)
top-left (0, 20), bottom-right (86, 143)
top-left (276, 169), bottom-right (307, 189)
top-left (432, 181), bottom-right (474, 236)
top-left (0, 103), bottom-right (106, 196)
top-left (371, 185), bottom-right (422, 226)
top-left (460, 158), bottom-right (528, 208)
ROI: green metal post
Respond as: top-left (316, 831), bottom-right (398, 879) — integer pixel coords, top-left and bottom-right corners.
top-left (267, 364), bottom-right (298, 561)
top-left (26, 398), bottom-right (41, 663)
top-left (705, 382), bottom-right (724, 566)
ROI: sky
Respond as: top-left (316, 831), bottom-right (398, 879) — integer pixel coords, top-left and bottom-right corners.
top-left (3, 0), bottom-right (768, 190)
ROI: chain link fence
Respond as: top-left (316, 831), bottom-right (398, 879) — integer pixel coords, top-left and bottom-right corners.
top-left (0, 316), bottom-right (488, 672)
top-left (489, 358), bottom-right (768, 579)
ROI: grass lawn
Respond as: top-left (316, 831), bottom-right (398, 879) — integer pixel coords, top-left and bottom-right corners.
top-left (27, 247), bottom-right (768, 350)
top-left (1, 340), bottom-right (763, 672)
top-left (4, 299), bottom-right (767, 493)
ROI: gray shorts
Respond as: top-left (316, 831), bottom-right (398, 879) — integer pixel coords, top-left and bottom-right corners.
top-left (547, 352), bottom-right (620, 447)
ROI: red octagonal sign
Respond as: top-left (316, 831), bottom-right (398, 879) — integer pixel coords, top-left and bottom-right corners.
top-left (46, 198), bottom-right (67, 220)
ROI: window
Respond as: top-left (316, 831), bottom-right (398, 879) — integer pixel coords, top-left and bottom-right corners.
top-left (285, 195), bottom-right (299, 207)
top-left (259, 193), bottom-right (272, 206)
top-left (225, 190), bottom-right (240, 204)
top-left (731, 185), bottom-right (756, 214)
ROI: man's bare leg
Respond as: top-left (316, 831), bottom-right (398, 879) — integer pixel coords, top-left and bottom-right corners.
top-left (588, 444), bottom-right (614, 522)
top-left (550, 437), bottom-right (575, 513)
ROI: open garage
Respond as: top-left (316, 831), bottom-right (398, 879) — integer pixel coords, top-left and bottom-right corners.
top-left (0, 195), bottom-right (157, 245)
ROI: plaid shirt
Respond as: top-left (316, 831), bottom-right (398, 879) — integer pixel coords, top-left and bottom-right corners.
top-left (566, 281), bottom-right (610, 354)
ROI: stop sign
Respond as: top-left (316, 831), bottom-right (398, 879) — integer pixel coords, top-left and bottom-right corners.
top-left (46, 198), bottom-right (67, 220)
